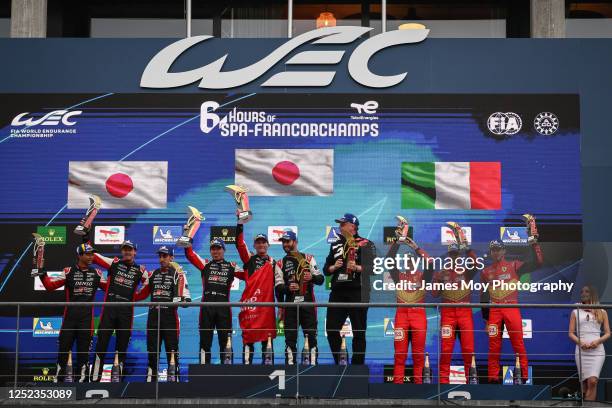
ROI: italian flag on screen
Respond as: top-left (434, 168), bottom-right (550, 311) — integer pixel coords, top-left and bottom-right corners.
top-left (401, 162), bottom-right (501, 209)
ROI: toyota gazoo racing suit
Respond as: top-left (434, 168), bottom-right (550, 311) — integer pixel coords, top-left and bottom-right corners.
top-left (41, 265), bottom-right (108, 382)
top-left (135, 264), bottom-right (191, 381)
top-left (386, 240), bottom-right (433, 384)
top-left (185, 247), bottom-right (240, 364)
top-left (235, 224), bottom-right (277, 364)
top-left (323, 234), bottom-right (376, 364)
top-left (431, 248), bottom-right (479, 384)
top-left (480, 243), bottom-right (544, 383)
top-left (91, 254), bottom-right (149, 381)
top-left (274, 253), bottom-right (323, 364)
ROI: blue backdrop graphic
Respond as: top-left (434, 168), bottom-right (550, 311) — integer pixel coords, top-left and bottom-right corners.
top-left (0, 93), bottom-right (581, 381)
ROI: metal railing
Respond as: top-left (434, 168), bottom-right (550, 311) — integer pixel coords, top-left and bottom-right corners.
top-left (1, 301), bottom-right (609, 405)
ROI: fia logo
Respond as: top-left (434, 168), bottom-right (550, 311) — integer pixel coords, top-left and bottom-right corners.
top-left (487, 112), bottom-right (522, 136)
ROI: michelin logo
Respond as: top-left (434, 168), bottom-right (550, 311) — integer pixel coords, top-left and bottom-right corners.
top-left (500, 227), bottom-right (528, 245)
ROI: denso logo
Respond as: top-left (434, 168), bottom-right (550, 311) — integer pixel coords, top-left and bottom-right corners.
top-left (11, 110), bottom-right (82, 126)
top-left (141, 26), bottom-right (429, 89)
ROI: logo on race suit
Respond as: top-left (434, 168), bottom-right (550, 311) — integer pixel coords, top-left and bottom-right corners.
top-left (10, 110), bottom-right (81, 138)
top-left (326, 226), bottom-right (341, 244)
top-left (153, 226), bottom-right (182, 244)
top-left (503, 319), bottom-right (532, 339)
top-left (33, 367), bottom-right (55, 382)
top-left (383, 226), bottom-right (413, 245)
top-left (487, 112), bottom-right (522, 136)
top-left (210, 226), bottom-right (237, 244)
top-left (94, 226), bottom-right (125, 245)
top-left (441, 325), bottom-right (453, 339)
top-left (441, 226), bottom-right (472, 245)
top-left (383, 318), bottom-right (395, 337)
top-left (34, 271), bottom-right (63, 291)
top-left (141, 27), bottom-right (429, 89)
top-left (450, 366), bottom-right (467, 385)
top-left (534, 112), bottom-right (559, 135)
top-left (324, 317), bottom-right (353, 337)
top-left (500, 227), bottom-right (528, 246)
top-left (268, 226), bottom-right (298, 245)
top-left (33, 317), bottom-right (62, 337)
top-left (36, 226), bottom-right (66, 245)
top-left (503, 366), bottom-right (533, 385)
top-left (487, 324), bottom-right (498, 337)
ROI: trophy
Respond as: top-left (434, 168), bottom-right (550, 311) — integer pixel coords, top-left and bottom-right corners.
top-left (176, 206), bottom-right (204, 248)
top-left (31, 233), bottom-right (45, 277)
top-left (446, 221), bottom-right (468, 250)
top-left (225, 185), bottom-right (252, 224)
top-left (290, 251), bottom-right (310, 301)
top-left (74, 195), bottom-right (102, 236)
top-left (395, 215), bottom-right (410, 241)
top-left (523, 213), bottom-right (538, 244)
top-left (341, 230), bottom-right (358, 275)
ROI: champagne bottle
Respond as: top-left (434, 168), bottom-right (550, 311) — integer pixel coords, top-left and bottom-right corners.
top-left (111, 352), bottom-right (120, 383)
top-left (168, 350), bottom-right (177, 383)
top-left (222, 337), bottom-right (233, 365)
top-left (468, 354), bottom-right (478, 384)
top-left (339, 335), bottom-right (348, 366)
top-left (244, 344), bottom-right (251, 365)
top-left (513, 353), bottom-right (522, 385)
top-left (422, 352), bottom-right (432, 384)
top-left (64, 352), bottom-right (73, 383)
top-left (301, 335), bottom-right (311, 366)
top-left (263, 336), bottom-right (273, 365)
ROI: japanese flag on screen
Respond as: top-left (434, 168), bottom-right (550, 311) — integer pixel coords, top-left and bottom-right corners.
top-left (67, 161), bottom-right (168, 209)
top-left (235, 149), bottom-right (333, 196)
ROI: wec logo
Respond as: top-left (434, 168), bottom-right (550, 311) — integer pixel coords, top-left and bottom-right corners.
top-left (11, 110), bottom-right (82, 126)
top-left (141, 26), bottom-right (429, 89)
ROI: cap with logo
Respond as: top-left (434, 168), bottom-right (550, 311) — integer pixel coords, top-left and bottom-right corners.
top-left (280, 230), bottom-right (297, 241)
top-left (76, 243), bottom-right (95, 255)
top-left (254, 233), bottom-right (269, 243)
top-left (121, 240), bottom-right (137, 250)
top-left (210, 238), bottom-right (226, 250)
top-left (157, 246), bottom-right (174, 256)
top-left (335, 213), bottom-right (359, 227)
top-left (489, 240), bottom-right (506, 249)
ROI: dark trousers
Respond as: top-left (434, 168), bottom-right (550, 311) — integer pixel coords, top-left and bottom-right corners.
top-left (284, 306), bottom-right (318, 364)
top-left (199, 306), bottom-right (232, 364)
top-left (326, 289), bottom-right (368, 364)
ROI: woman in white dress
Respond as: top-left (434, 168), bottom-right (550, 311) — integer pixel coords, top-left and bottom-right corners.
top-left (568, 285), bottom-right (610, 401)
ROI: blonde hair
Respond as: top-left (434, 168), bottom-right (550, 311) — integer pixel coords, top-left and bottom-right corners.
top-left (584, 285), bottom-right (605, 324)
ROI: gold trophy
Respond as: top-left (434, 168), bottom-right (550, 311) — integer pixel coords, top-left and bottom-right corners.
top-left (74, 195), bottom-right (102, 236)
top-left (225, 185), bottom-right (252, 224)
top-left (523, 214), bottom-right (538, 244)
top-left (290, 251), bottom-right (310, 301)
top-left (341, 230), bottom-right (358, 275)
top-left (31, 233), bottom-right (45, 277)
top-left (176, 206), bottom-right (204, 248)
top-left (446, 221), bottom-right (468, 250)
top-left (395, 215), bottom-right (410, 241)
